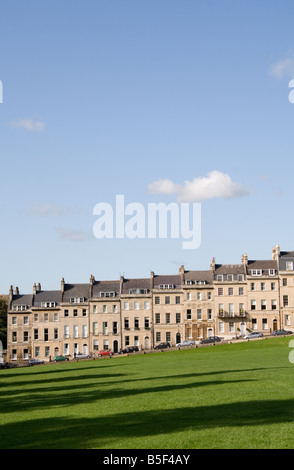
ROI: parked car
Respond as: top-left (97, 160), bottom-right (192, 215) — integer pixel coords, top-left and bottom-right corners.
top-left (154, 342), bottom-right (171, 350)
top-left (54, 355), bottom-right (70, 362)
top-left (0, 363), bottom-right (11, 369)
top-left (97, 350), bottom-right (113, 357)
top-left (176, 339), bottom-right (195, 347)
top-left (273, 329), bottom-right (292, 336)
top-left (119, 346), bottom-right (139, 354)
top-left (29, 358), bottom-right (45, 366)
top-left (244, 332), bottom-right (263, 339)
top-left (200, 336), bottom-right (221, 344)
top-left (75, 353), bottom-right (92, 359)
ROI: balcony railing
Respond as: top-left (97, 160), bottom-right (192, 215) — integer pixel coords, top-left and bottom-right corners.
top-left (218, 310), bottom-right (247, 318)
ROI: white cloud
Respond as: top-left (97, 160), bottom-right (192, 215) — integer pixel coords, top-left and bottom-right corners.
top-left (148, 178), bottom-right (181, 196)
top-left (9, 118), bottom-right (45, 131)
top-left (148, 171), bottom-right (249, 203)
top-left (56, 227), bottom-right (90, 243)
top-left (270, 54), bottom-right (294, 79)
top-left (26, 203), bottom-right (82, 217)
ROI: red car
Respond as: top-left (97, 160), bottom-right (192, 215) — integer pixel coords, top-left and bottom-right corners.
top-left (97, 350), bottom-right (113, 357)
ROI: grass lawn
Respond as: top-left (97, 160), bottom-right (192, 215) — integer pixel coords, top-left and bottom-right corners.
top-left (1, 336), bottom-right (294, 449)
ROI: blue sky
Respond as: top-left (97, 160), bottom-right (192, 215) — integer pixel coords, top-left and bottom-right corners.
top-left (1, 0), bottom-right (294, 294)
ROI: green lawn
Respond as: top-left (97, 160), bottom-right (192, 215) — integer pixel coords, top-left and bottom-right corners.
top-left (1, 337), bottom-right (294, 449)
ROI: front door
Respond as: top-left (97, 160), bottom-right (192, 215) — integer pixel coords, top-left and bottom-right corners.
top-left (144, 336), bottom-right (150, 350)
top-left (240, 322), bottom-right (246, 336)
top-left (273, 319), bottom-right (278, 331)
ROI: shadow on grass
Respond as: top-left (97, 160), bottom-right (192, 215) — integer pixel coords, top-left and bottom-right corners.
top-left (2, 398), bottom-right (294, 449)
top-left (0, 375), bottom-right (252, 413)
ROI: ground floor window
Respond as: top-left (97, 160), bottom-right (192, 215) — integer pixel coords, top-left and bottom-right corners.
top-left (285, 314), bottom-right (291, 326)
top-left (218, 322), bottom-right (224, 333)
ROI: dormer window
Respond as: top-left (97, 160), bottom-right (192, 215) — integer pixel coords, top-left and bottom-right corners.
top-left (41, 302), bottom-right (56, 308)
top-left (13, 305), bottom-right (28, 311)
top-left (286, 262), bottom-right (293, 271)
top-left (100, 292), bottom-right (116, 298)
top-left (70, 297), bottom-right (86, 303)
top-left (129, 289), bottom-right (149, 294)
top-left (251, 269), bottom-right (262, 276)
top-left (159, 284), bottom-right (175, 289)
top-left (268, 269), bottom-right (275, 276)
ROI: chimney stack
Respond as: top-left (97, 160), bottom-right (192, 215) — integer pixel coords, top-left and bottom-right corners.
top-left (241, 253), bottom-right (248, 266)
top-left (9, 285), bottom-right (13, 301)
top-left (210, 257), bottom-right (215, 272)
top-left (120, 275), bottom-right (124, 294)
top-left (150, 271), bottom-right (154, 289)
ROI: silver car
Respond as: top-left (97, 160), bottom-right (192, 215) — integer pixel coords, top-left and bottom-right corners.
top-left (244, 332), bottom-right (263, 339)
top-left (176, 339), bottom-right (195, 347)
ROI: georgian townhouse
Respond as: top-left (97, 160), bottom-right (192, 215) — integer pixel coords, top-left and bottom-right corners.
top-left (120, 276), bottom-right (152, 350)
top-left (89, 276), bottom-right (121, 354)
top-left (211, 258), bottom-right (247, 338)
top-left (274, 246), bottom-right (294, 329)
top-left (31, 286), bottom-right (61, 360)
top-left (152, 273), bottom-right (183, 346)
top-left (60, 280), bottom-right (90, 357)
top-left (245, 256), bottom-right (279, 333)
top-left (8, 286), bottom-right (34, 362)
top-left (180, 265), bottom-right (214, 341)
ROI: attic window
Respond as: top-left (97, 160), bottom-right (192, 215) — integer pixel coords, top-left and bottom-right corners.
top-left (41, 302), bottom-right (56, 308)
top-left (251, 269), bottom-right (262, 276)
top-left (100, 292), bottom-right (116, 298)
top-left (13, 305), bottom-right (28, 311)
top-left (269, 269), bottom-right (275, 276)
top-left (129, 289), bottom-right (149, 294)
top-left (70, 297), bottom-right (86, 303)
top-left (286, 262), bottom-right (293, 271)
top-left (159, 284), bottom-right (175, 289)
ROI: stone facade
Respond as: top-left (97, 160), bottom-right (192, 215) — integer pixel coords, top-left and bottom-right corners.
top-left (6, 245), bottom-right (294, 362)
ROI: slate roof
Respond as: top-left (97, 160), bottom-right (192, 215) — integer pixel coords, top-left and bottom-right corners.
top-left (153, 274), bottom-right (182, 289)
top-left (92, 280), bottom-right (121, 297)
top-left (62, 283), bottom-right (90, 302)
top-left (215, 264), bottom-right (246, 275)
top-left (11, 294), bottom-right (33, 308)
top-left (33, 290), bottom-right (61, 306)
top-left (121, 278), bottom-right (151, 294)
top-left (183, 270), bottom-right (213, 284)
top-left (246, 260), bottom-right (278, 276)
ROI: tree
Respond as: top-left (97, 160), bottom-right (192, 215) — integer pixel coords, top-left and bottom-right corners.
top-left (0, 297), bottom-right (8, 349)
